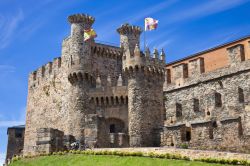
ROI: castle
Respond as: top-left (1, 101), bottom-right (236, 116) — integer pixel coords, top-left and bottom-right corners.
top-left (5, 13), bottom-right (250, 161)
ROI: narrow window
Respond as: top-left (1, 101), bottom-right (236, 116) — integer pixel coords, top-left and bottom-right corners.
top-left (186, 127), bottom-right (191, 141)
top-left (33, 71), bottom-right (37, 81)
top-left (176, 103), bottom-right (182, 117)
top-left (41, 66), bottom-right (45, 77)
top-left (110, 124), bottom-right (115, 133)
top-left (106, 97), bottom-right (109, 105)
top-left (215, 92), bottom-right (222, 107)
top-left (96, 97), bottom-right (99, 106)
top-left (239, 120), bottom-right (243, 136)
top-left (120, 96), bottom-right (124, 104)
top-left (101, 97), bottom-right (104, 105)
top-left (193, 98), bottom-right (199, 112)
top-left (166, 69), bottom-right (171, 83)
top-left (15, 130), bottom-right (23, 138)
top-left (183, 64), bottom-right (188, 78)
top-left (238, 87), bottom-right (244, 103)
top-left (115, 96), bottom-right (119, 105)
top-left (111, 96), bottom-right (114, 105)
top-left (209, 128), bottom-right (214, 139)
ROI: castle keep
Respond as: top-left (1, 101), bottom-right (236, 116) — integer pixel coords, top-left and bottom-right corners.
top-left (7, 13), bottom-right (250, 158)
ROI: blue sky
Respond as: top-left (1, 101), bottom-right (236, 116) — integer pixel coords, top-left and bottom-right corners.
top-left (0, 0), bottom-right (250, 164)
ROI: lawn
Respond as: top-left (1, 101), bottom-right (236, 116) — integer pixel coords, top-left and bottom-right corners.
top-left (10, 154), bottom-right (231, 166)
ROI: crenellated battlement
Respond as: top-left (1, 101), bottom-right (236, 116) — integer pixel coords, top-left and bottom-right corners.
top-left (68, 14), bottom-right (95, 25)
top-left (117, 23), bottom-right (142, 35)
top-left (68, 71), bottom-right (94, 85)
top-left (91, 43), bottom-right (122, 59)
top-left (122, 46), bottom-right (165, 78)
top-left (28, 57), bottom-right (62, 88)
top-left (89, 85), bottom-right (128, 106)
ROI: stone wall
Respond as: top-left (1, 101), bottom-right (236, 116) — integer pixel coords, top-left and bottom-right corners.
top-left (162, 45), bottom-right (250, 152)
top-left (36, 128), bottom-right (64, 154)
top-left (24, 56), bottom-right (69, 155)
top-left (22, 13), bottom-right (250, 156)
top-left (6, 126), bottom-right (25, 163)
top-left (23, 14), bottom-right (125, 155)
top-left (117, 23), bottom-right (165, 147)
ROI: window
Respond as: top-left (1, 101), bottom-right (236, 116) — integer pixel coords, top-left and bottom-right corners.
top-left (120, 96), bottom-right (124, 104)
top-left (238, 87), bottom-right (244, 103)
top-left (101, 97), bottom-right (104, 105)
top-left (15, 130), bottom-right (23, 138)
top-left (166, 69), bottom-right (171, 83)
top-left (115, 96), bottom-right (119, 105)
top-left (33, 71), bottom-right (37, 81)
top-left (110, 124), bottom-right (115, 133)
top-left (176, 103), bottom-right (182, 117)
top-left (186, 127), bottom-right (191, 141)
top-left (209, 128), bottom-right (214, 139)
top-left (96, 97), bottom-right (99, 106)
top-left (215, 92), bottom-right (222, 107)
top-left (111, 96), bottom-right (114, 105)
top-left (106, 97), bottom-right (109, 105)
top-left (183, 64), bottom-right (188, 78)
top-left (193, 98), bottom-right (199, 112)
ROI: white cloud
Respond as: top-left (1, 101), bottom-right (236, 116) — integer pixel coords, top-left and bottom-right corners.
top-left (0, 152), bottom-right (6, 166)
top-left (0, 120), bottom-right (24, 128)
top-left (0, 65), bottom-right (16, 78)
top-left (129, 0), bottom-right (179, 23)
top-left (97, 0), bottom-right (178, 41)
top-left (163, 0), bottom-right (249, 24)
top-left (0, 107), bottom-right (26, 128)
top-left (0, 9), bottom-right (24, 49)
top-left (156, 39), bottom-right (173, 49)
top-left (0, 65), bottom-right (15, 73)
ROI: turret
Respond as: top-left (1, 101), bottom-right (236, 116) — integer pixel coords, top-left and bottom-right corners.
top-left (160, 48), bottom-right (165, 61)
top-left (117, 23), bottom-right (142, 57)
top-left (68, 14), bottom-right (95, 72)
top-left (145, 46), bottom-right (150, 58)
top-left (117, 24), bottom-right (165, 147)
top-left (153, 48), bottom-right (159, 59)
top-left (66, 14), bottom-right (96, 149)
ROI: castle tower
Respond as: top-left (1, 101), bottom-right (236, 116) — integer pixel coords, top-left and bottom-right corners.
top-left (117, 24), bottom-right (165, 147)
top-left (67, 14), bottom-right (95, 148)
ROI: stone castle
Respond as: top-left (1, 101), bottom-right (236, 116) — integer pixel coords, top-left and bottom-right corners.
top-left (5, 13), bottom-right (250, 160)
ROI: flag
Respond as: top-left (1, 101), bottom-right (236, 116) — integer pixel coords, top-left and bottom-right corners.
top-left (145, 17), bottom-right (158, 31)
top-left (84, 28), bottom-right (97, 41)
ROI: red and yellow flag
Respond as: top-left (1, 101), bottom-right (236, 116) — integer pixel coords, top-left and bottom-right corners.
top-left (145, 17), bottom-right (158, 31)
top-left (84, 28), bottom-right (97, 41)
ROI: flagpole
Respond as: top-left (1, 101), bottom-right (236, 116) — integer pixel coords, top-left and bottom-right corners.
top-left (144, 30), bottom-right (146, 51)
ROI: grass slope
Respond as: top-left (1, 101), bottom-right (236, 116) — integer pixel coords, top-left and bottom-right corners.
top-left (10, 154), bottom-right (230, 166)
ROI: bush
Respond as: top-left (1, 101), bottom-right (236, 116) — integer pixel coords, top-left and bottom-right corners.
top-left (14, 149), bottom-right (250, 166)
top-left (148, 152), bottom-right (155, 158)
top-left (180, 143), bottom-right (189, 149)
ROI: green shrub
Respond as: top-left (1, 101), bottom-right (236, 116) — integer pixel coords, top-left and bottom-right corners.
top-left (164, 153), bottom-right (171, 159)
top-left (148, 152), bottom-right (155, 158)
top-left (218, 159), bottom-right (226, 164)
top-left (180, 143), bottom-right (189, 149)
top-left (182, 156), bottom-right (190, 161)
top-left (229, 159), bottom-right (239, 165)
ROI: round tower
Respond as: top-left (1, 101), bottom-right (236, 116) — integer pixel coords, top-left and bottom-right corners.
top-left (67, 14), bottom-right (95, 149)
top-left (117, 24), bottom-right (165, 147)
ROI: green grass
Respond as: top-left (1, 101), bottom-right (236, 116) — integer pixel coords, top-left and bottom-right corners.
top-left (10, 154), bottom-right (231, 166)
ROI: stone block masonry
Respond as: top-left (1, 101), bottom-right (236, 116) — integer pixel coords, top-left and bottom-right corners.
top-left (5, 12), bottom-right (249, 161)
